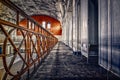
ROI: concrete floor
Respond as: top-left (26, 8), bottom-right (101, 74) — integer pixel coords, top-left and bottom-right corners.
top-left (29, 42), bottom-right (120, 80)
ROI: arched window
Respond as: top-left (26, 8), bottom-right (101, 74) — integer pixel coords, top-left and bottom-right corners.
top-left (32, 23), bottom-right (35, 29)
top-left (42, 21), bottom-right (46, 28)
top-left (28, 21), bottom-right (31, 29)
top-left (47, 22), bottom-right (51, 29)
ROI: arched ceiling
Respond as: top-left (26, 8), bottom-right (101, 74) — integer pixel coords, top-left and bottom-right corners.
top-left (10, 0), bottom-right (73, 22)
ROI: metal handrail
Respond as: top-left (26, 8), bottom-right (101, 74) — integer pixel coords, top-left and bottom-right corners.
top-left (0, 0), bottom-right (58, 79)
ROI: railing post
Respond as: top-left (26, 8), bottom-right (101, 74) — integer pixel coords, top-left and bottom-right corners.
top-left (26, 36), bottom-right (31, 79)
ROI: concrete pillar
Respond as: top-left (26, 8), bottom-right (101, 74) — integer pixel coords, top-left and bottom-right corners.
top-left (68, 12), bottom-right (73, 48)
top-left (62, 0), bottom-right (81, 53)
top-left (62, 9), bottom-right (72, 48)
top-left (62, 19), bottom-right (67, 43)
top-left (80, 0), bottom-right (88, 57)
top-left (72, 0), bottom-right (80, 52)
top-left (77, 2), bottom-right (81, 53)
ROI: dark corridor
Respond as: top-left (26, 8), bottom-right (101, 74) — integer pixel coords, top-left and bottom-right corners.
top-left (29, 42), bottom-right (120, 80)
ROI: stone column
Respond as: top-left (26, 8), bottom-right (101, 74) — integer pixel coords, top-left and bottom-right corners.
top-left (80, 0), bottom-right (88, 57)
top-left (68, 12), bottom-right (73, 48)
top-left (72, 0), bottom-right (79, 52)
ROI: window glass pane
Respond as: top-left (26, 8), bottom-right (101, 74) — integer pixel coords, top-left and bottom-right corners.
top-left (42, 21), bottom-right (46, 28)
top-left (47, 22), bottom-right (51, 29)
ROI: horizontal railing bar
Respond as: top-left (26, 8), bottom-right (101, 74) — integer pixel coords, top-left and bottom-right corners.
top-left (0, 19), bottom-right (55, 39)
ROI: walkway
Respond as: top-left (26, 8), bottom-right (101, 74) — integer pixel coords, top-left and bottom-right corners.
top-left (30, 42), bottom-right (120, 80)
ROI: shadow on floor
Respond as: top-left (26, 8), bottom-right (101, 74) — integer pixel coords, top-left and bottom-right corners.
top-left (28, 41), bottom-right (120, 80)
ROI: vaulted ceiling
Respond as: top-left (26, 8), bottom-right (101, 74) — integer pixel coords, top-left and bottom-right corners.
top-left (10, 0), bottom-right (72, 22)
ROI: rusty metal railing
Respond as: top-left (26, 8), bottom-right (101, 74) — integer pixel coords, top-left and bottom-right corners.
top-left (0, 0), bottom-right (58, 79)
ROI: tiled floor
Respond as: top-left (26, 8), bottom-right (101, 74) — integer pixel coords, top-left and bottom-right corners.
top-left (30, 42), bottom-right (120, 80)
